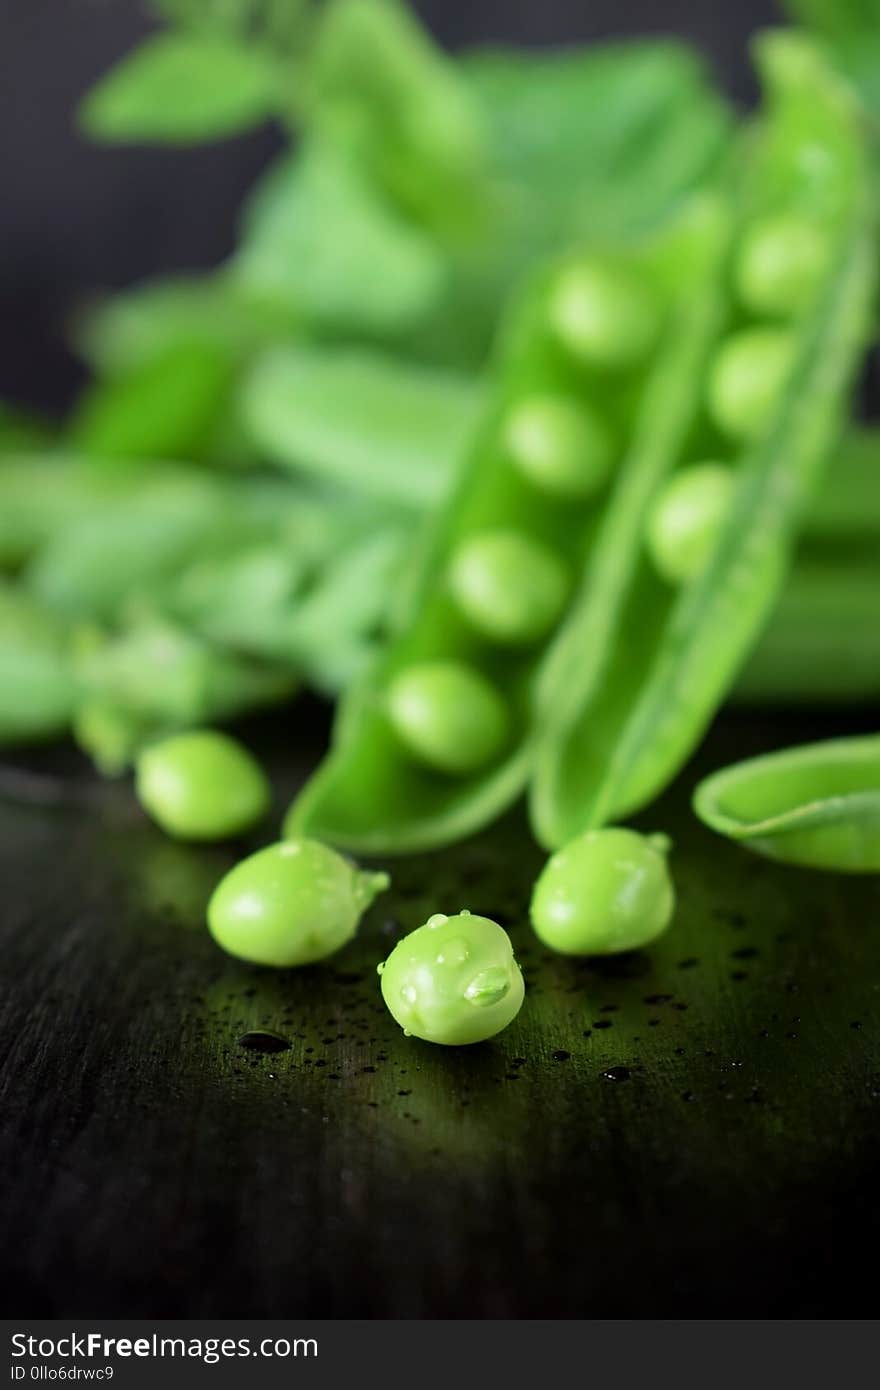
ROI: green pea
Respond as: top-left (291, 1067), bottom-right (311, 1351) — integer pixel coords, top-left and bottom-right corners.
top-left (386, 661), bottom-right (508, 775)
top-left (530, 827), bottom-right (675, 955)
top-left (208, 837), bottom-right (390, 967)
top-left (707, 327), bottom-right (796, 441)
top-left (135, 729), bottom-right (270, 841)
top-left (646, 462), bottom-right (734, 585)
top-left (448, 530), bottom-right (569, 646)
top-left (736, 214), bottom-right (828, 318)
top-left (504, 394), bottom-right (615, 499)
top-left (378, 910), bottom-right (524, 1045)
top-left (550, 259), bottom-right (661, 373)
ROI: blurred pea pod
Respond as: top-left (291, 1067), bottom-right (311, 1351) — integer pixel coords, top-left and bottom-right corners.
top-left (21, 467), bottom-right (236, 620)
top-left (0, 584), bottom-right (77, 743)
top-left (736, 553), bottom-right (880, 704)
top-left (241, 344), bottom-right (483, 507)
top-left (72, 613), bottom-right (296, 774)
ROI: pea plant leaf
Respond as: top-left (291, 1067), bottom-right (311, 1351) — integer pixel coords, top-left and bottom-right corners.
top-left (465, 40), bottom-right (733, 261)
top-left (73, 273), bottom-right (297, 377)
top-left (310, 0), bottom-right (489, 238)
top-left (399, 40), bottom-right (734, 366)
top-left (68, 343), bottom-right (235, 463)
top-left (241, 344), bottom-right (483, 507)
top-left (782, 0), bottom-right (880, 117)
top-left (233, 141), bottom-right (446, 333)
top-left (79, 33), bottom-right (280, 144)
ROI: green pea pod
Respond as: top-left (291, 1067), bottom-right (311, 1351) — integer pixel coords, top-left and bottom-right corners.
top-left (530, 31), bottom-right (877, 847)
top-left (286, 192), bottom-right (729, 853)
top-left (735, 552), bottom-right (880, 703)
top-left (693, 734), bottom-right (880, 873)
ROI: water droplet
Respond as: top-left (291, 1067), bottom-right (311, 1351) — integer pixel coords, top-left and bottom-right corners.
top-left (426, 913), bottom-right (448, 930)
top-left (602, 1065), bottom-right (631, 1081)
top-left (238, 1030), bottom-right (291, 1054)
top-left (376, 962), bottom-right (385, 975)
top-left (401, 984), bottom-right (418, 1005)
top-left (436, 936), bottom-right (470, 966)
top-left (460, 908), bottom-right (472, 917)
top-left (552, 1049), bottom-right (571, 1062)
top-left (403, 1029), bottom-right (412, 1038)
top-left (464, 967), bottom-right (509, 1007)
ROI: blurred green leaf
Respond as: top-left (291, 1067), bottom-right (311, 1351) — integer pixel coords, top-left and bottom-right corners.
top-left (79, 33), bottom-right (280, 144)
top-left (0, 402), bottom-right (54, 454)
top-left (69, 343), bottom-right (234, 462)
top-left (466, 40), bottom-right (732, 257)
top-left (234, 141), bottom-right (446, 334)
top-left (782, 0), bottom-right (880, 117)
top-left (241, 344), bottom-right (482, 505)
top-left (73, 273), bottom-right (298, 377)
top-left (395, 40), bottom-right (734, 367)
top-left (0, 584), bottom-right (77, 743)
top-left (781, 0), bottom-right (880, 42)
top-left (311, 0), bottom-right (488, 238)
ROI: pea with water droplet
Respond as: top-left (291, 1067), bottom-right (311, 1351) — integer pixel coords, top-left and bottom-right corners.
top-left (378, 910), bottom-right (524, 1045)
top-left (208, 837), bottom-right (389, 967)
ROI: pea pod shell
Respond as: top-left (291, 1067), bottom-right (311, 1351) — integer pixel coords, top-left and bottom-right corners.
top-left (530, 32), bottom-right (877, 847)
top-left (289, 201), bottom-right (726, 854)
top-left (693, 734), bottom-right (880, 873)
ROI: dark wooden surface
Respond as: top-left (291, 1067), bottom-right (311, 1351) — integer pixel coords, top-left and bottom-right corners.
top-left (0, 703), bottom-right (878, 1318)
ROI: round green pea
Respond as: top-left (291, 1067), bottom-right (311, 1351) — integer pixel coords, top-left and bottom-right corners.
top-left (378, 910), bottom-right (525, 1045)
top-left (135, 729), bottom-right (270, 841)
top-left (208, 837), bottom-right (389, 967)
top-left (504, 394), bottom-right (615, 499)
top-left (707, 327), bottom-right (796, 441)
top-left (448, 529), bottom-right (569, 646)
top-left (646, 462), bottom-right (734, 585)
top-left (550, 259), bottom-right (661, 372)
top-left (736, 214), bottom-right (827, 318)
top-left (530, 827), bottom-right (675, 956)
top-left (386, 661), bottom-right (508, 775)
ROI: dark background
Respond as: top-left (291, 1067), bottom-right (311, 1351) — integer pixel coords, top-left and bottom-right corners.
top-left (1, 0), bottom-right (778, 416)
top-left (3, 0), bottom-right (880, 1322)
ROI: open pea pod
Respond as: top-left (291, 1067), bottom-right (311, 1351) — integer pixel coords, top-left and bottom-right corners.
top-left (693, 734), bottom-right (880, 873)
top-left (530, 31), bottom-right (878, 847)
top-left (286, 192), bottom-right (729, 853)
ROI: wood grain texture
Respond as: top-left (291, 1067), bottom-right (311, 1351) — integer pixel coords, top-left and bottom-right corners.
top-left (0, 704), bottom-right (878, 1318)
